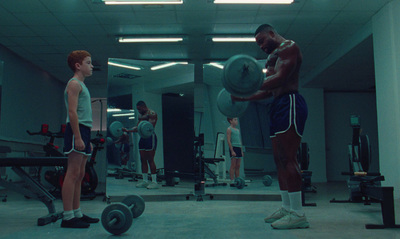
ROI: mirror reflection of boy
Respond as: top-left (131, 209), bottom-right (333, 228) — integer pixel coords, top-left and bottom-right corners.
top-left (226, 118), bottom-right (244, 185)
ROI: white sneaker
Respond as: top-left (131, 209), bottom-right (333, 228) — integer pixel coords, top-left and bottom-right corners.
top-left (264, 207), bottom-right (289, 223)
top-left (271, 211), bottom-right (310, 229)
top-left (146, 182), bottom-right (159, 189)
top-left (136, 181), bottom-right (149, 188)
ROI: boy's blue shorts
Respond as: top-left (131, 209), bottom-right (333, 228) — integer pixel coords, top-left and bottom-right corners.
top-left (63, 123), bottom-right (92, 156)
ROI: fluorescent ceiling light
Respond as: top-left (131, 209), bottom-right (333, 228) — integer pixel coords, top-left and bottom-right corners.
top-left (214, 0), bottom-right (293, 4)
top-left (212, 37), bottom-right (255, 42)
top-left (113, 113), bottom-right (135, 117)
top-left (151, 62), bottom-right (188, 71)
top-left (104, 0), bottom-right (183, 5)
top-left (107, 108), bottom-right (122, 112)
top-left (208, 62), bottom-right (224, 69)
top-left (119, 37), bottom-right (183, 43)
top-left (108, 62), bottom-right (141, 70)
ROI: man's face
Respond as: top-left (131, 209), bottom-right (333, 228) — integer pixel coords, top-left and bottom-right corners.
top-left (255, 31), bottom-right (276, 54)
top-left (137, 105), bottom-right (146, 115)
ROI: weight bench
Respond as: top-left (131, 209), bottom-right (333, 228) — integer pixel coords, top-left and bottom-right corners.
top-left (331, 172), bottom-right (400, 229)
top-left (203, 157), bottom-right (227, 187)
top-left (0, 146), bottom-right (67, 226)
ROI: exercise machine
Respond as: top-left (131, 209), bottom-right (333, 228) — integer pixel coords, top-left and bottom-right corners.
top-left (0, 145), bottom-right (67, 226)
top-left (27, 124), bottom-right (105, 198)
top-left (330, 115), bottom-right (400, 229)
top-left (204, 132), bottom-right (228, 187)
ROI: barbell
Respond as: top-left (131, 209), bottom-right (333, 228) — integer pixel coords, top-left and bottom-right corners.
top-left (217, 54), bottom-right (264, 117)
top-left (109, 120), bottom-right (154, 139)
top-left (101, 194), bottom-right (145, 235)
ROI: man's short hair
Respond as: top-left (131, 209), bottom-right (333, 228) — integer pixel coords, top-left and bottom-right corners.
top-left (254, 24), bottom-right (275, 36)
top-left (67, 50), bottom-right (91, 72)
top-left (136, 101), bottom-right (146, 107)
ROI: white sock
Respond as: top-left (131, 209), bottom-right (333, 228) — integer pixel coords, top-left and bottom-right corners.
top-left (288, 191), bottom-right (304, 216)
top-left (151, 174), bottom-right (157, 183)
top-left (280, 190), bottom-right (290, 210)
top-left (142, 173), bottom-right (148, 182)
top-left (73, 208), bottom-right (83, 218)
top-left (63, 210), bottom-right (74, 221)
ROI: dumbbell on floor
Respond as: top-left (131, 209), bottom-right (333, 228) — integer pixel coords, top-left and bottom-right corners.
top-left (101, 194), bottom-right (145, 235)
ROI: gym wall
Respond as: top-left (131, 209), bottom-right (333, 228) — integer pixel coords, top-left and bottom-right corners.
top-left (0, 44), bottom-right (65, 143)
top-left (0, 44), bottom-right (65, 183)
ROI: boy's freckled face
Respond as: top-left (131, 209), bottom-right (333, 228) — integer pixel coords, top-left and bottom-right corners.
top-left (80, 56), bottom-right (93, 77)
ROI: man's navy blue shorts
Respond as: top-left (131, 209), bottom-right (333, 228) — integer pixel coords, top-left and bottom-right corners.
top-left (63, 123), bottom-right (92, 156)
top-left (269, 91), bottom-right (308, 138)
top-left (139, 134), bottom-right (157, 151)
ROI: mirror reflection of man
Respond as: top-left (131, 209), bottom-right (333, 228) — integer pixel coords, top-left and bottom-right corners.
top-left (123, 101), bottom-right (159, 189)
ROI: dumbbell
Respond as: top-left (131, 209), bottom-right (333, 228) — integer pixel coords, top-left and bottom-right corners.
top-left (109, 120), bottom-right (154, 139)
top-left (217, 54), bottom-right (264, 117)
top-left (101, 194), bottom-right (145, 235)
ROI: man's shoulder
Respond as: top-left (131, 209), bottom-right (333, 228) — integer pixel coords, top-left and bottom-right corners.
top-left (277, 40), bottom-right (300, 57)
top-left (148, 109), bottom-right (157, 115)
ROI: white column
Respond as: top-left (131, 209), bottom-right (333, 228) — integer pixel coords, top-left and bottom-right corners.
top-left (372, 0), bottom-right (400, 198)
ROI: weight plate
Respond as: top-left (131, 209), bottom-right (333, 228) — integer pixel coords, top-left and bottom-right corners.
top-left (121, 194), bottom-right (145, 218)
top-left (138, 121), bottom-right (154, 139)
top-left (109, 121), bottom-right (123, 138)
top-left (101, 203), bottom-right (133, 235)
top-left (262, 175), bottom-right (273, 186)
top-left (217, 88), bottom-right (249, 118)
top-left (235, 177), bottom-right (245, 189)
top-left (222, 54), bottom-right (263, 97)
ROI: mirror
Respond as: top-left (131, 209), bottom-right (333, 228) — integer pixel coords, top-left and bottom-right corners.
top-left (106, 58), bottom-right (194, 197)
top-left (202, 61), bottom-right (279, 195)
top-left (0, 60), bottom-right (3, 123)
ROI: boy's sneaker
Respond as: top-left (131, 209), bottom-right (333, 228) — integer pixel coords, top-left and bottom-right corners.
top-left (264, 207), bottom-right (289, 223)
top-left (136, 181), bottom-right (149, 188)
top-left (61, 217), bottom-right (90, 228)
top-left (80, 214), bottom-right (99, 223)
top-left (147, 182), bottom-right (159, 189)
top-left (271, 211), bottom-right (310, 229)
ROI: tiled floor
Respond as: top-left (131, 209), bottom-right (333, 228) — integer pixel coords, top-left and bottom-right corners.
top-left (0, 175), bottom-right (400, 239)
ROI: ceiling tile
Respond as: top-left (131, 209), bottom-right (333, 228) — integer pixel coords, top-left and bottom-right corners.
top-left (7, 36), bottom-right (47, 46)
top-left (93, 12), bottom-right (137, 25)
top-left (66, 25), bottom-right (107, 37)
top-left (55, 12), bottom-right (100, 25)
top-left (0, 0), bottom-right (47, 13)
top-left (1, 26), bottom-right (37, 37)
top-left (14, 12), bottom-right (62, 26)
top-left (215, 10), bottom-right (257, 24)
top-left (301, 0), bottom-right (350, 11)
top-left (0, 8), bottom-right (23, 26)
top-left (29, 25), bottom-right (73, 37)
top-left (39, 0), bottom-right (91, 12)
